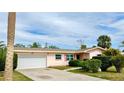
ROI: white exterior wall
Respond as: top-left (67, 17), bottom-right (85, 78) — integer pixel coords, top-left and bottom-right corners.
top-left (87, 49), bottom-right (103, 59)
top-left (47, 53), bottom-right (68, 67)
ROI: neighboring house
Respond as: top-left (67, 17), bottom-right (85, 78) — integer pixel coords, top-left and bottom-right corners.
top-left (14, 47), bottom-right (105, 69)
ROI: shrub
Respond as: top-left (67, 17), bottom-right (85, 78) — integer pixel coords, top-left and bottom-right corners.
top-left (110, 55), bottom-right (124, 73)
top-left (93, 56), bottom-right (112, 71)
top-left (80, 59), bottom-right (101, 73)
top-left (79, 60), bottom-right (90, 72)
top-left (88, 59), bottom-right (102, 73)
top-left (69, 60), bottom-right (80, 67)
top-left (83, 59), bottom-right (88, 61)
top-left (0, 48), bottom-right (18, 71)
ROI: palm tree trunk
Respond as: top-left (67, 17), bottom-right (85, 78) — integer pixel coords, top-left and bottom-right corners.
top-left (4, 12), bottom-right (16, 81)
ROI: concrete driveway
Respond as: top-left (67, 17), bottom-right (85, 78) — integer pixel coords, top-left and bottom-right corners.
top-left (17, 68), bottom-right (107, 81)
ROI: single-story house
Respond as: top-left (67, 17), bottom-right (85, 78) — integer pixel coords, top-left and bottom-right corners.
top-left (14, 47), bottom-right (106, 69)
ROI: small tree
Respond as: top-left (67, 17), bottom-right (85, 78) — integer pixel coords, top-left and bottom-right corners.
top-left (103, 48), bottom-right (120, 56)
top-left (111, 55), bottom-right (124, 73)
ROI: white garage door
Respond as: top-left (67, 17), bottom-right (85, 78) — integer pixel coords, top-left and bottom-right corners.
top-left (17, 54), bottom-right (47, 69)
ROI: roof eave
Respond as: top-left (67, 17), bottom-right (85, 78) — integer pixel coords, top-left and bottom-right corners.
top-left (14, 50), bottom-right (77, 54)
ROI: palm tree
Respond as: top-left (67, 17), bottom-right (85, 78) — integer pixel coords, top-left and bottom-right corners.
top-left (0, 41), bottom-right (5, 48)
top-left (97, 35), bottom-right (111, 49)
top-left (4, 12), bottom-right (16, 81)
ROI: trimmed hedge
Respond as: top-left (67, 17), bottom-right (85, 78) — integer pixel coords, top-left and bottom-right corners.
top-left (88, 59), bottom-right (101, 73)
top-left (93, 56), bottom-right (112, 71)
top-left (69, 60), bottom-right (80, 67)
top-left (80, 59), bottom-right (101, 73)
top-left (79, 61), bottom-right (90, 71)
top-left (0, 48), bottom-right (18, 71)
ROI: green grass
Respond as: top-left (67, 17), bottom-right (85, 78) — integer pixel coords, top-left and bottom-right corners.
top-left (69, 66), bottom-right (124, 81)
top-left (49, 66), bottom-right (74, 70)
top-left (0, 71), bottom-right (32, 81)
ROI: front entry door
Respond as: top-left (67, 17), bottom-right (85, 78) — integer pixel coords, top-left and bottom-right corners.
top-left (76, 55), bottom-right (80, 60)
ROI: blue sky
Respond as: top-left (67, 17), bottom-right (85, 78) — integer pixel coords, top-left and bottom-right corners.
top-left (1, 12), bottom-right (124, 49)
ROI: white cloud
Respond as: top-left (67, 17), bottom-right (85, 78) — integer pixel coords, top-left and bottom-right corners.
top-left (1, 12), bottom-right (124, 49)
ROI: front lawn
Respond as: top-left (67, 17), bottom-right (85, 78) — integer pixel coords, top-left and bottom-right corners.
top-left (69, 66), bottom-right (124, 81)
top-left (49, 66), bottom-right (74, 70)
top-left (0, 71), bottom-right (32, 81)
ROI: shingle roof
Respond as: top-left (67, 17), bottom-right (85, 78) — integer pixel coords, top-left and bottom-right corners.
top-left (14, 47), bottom-right (75, 51)
top-left (14, 47), bottom-right (78, 53)
top-left (14, 47), bottom-right (105, 54)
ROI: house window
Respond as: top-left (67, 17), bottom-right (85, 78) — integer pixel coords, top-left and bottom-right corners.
top-left (55, 54), bottom-right (62, 60)
top-left (66, 54), bottom-right (73, 60)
